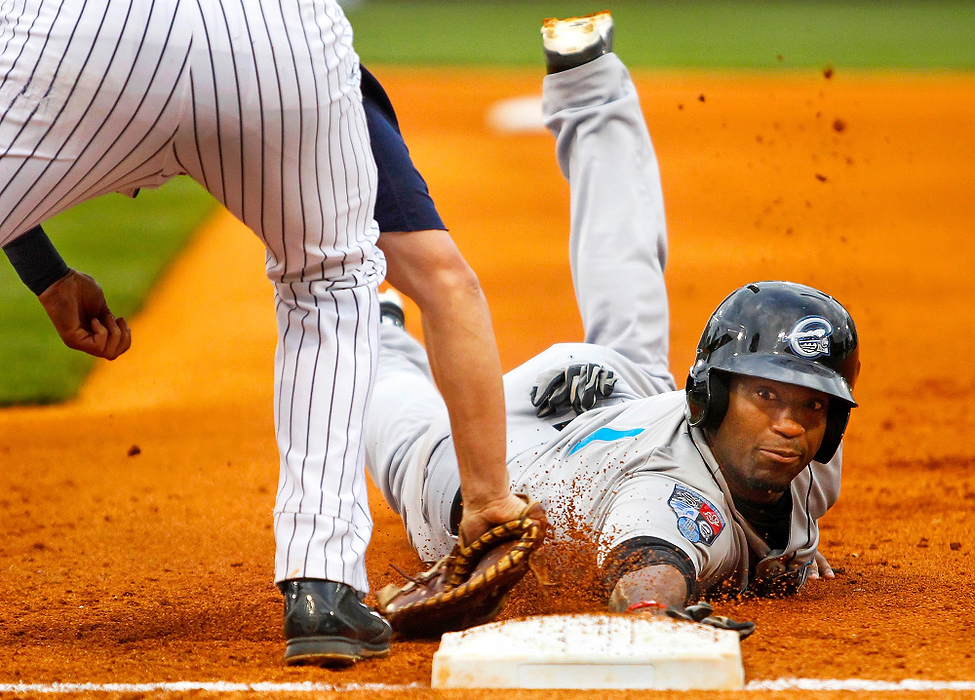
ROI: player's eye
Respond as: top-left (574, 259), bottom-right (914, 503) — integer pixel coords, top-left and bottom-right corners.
top-left (755, 387), bottom-right (775, 401)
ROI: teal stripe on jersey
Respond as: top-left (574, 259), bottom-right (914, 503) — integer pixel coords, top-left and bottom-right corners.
top-left (568, 427), bottom-right (645, 456)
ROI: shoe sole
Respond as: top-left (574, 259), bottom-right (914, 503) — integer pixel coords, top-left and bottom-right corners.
top-left (284, 636), bottom-right (391, 667)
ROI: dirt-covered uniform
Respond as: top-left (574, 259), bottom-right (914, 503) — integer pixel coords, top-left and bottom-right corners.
top-left (365, 53), bottom-right (842, 598)
top-left (504, 373), bottom-right (841, 597)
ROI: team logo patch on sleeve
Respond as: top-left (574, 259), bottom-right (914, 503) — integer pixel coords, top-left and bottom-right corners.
top-left (668, 485), bottom-right (726, 546)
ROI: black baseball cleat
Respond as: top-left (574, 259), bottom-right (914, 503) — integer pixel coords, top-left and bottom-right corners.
top-left (542, 11), bottom-right (614, 75)
top-left (280, 579), bottom-right (392, 666)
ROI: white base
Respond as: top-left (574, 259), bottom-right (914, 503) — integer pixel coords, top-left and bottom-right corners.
top-left (431, 613), bottom-right (744, 690)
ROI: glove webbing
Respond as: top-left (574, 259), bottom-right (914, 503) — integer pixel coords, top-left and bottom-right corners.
top-left (447, 516), bottom-right (544, 589)
top-left (382, 515), bottom-right (543, 614)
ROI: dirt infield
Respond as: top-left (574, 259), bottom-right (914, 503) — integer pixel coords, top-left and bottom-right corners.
top-left (1, 68), bottom-right (974, 697)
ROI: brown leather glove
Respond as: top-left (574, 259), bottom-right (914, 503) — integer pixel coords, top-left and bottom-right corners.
top-left (376, 496), bottom-right (546, 638)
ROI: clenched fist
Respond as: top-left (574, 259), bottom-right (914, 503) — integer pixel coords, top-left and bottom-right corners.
top-left (38, 269), bottom-right (132, 360)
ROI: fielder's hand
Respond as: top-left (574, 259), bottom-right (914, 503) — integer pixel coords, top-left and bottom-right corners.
top-left (38, 269), bottom-right (131, 360)
top-left (530, 362), bottom-right (617, 418)
top-left (459, 491), bottom-right (537, 545)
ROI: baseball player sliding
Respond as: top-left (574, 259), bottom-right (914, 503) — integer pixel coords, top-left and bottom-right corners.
top-left (0, 0), bottom-right (524, 666)
top-left (368, 12), bottom-right (860, 634)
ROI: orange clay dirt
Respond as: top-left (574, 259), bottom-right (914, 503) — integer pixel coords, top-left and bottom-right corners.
top-left (1, 68), bottom-right (974, 699)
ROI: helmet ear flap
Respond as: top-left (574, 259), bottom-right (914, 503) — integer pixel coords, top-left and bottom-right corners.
top-left (703, 371), bottom-right (729, 430)
top-left (814, 402), bottom-right (851, 463)
top-left (685, 370), bottom-right (730, 429)
top-left (685, 372), bottom-right (708, 426)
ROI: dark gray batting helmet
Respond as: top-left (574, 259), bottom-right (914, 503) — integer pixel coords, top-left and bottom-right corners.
top-left (685, 281), bottom-right (860, 463)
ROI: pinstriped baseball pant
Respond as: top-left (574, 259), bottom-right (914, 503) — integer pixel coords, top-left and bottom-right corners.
top-left (0, 0), bottom-right (384, 591)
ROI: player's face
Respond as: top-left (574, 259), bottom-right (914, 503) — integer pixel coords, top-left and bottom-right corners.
top-left (707, 375), bottom-right (829, 504)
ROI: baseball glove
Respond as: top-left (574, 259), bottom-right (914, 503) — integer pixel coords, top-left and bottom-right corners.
top-left (376, 496), bottom-right (546, 638)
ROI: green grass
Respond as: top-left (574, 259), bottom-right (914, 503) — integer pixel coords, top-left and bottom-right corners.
top-left (347, 1), bottom-right (975, 70)
top-left (0, 178), bottom-right (216, 405)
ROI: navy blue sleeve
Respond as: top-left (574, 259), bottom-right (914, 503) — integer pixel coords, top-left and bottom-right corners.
top-left (602, 536), bottom-right (698, 604)
top-left (361, 66), bottom-right (446, 234)
top-left (3, 225), bottom-right (70, 295)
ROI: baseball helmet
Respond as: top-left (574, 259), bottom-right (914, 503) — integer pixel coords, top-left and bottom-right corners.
top-left (685, 281), bottom-right (859, 463)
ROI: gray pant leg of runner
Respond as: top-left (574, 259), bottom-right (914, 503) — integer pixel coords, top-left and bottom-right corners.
top-left (542, 54), bottom-right (672, 379)
top-left (364, 325), bottom-right (460, 562)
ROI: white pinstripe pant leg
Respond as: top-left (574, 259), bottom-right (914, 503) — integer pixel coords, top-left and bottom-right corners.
top-left (0, 0), bottom-right (191, 243)
top-left (0, 0), bottom-right (383, 591)
top-left (172, 0), bottom-right (384, 591)
top-left (270, 282), bottom-right (380, 590)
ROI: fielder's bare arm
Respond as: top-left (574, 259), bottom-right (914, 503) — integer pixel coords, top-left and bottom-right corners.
top-left (360, 67), bottom-right (525, 545)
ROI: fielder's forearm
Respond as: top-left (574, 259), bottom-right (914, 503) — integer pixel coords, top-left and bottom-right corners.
top-left (420, 277), bottom-right (510, 509)
top-left (377, 229), bottom-right (511, 510)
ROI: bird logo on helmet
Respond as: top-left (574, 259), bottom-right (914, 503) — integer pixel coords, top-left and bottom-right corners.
top-left (684, 281), bottom-right (860, 463)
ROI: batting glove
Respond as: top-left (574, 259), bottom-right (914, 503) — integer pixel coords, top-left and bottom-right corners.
top-left (530, 363), bottom-right (617, 418)
top-left (666, 601), bottom-right (756, 639)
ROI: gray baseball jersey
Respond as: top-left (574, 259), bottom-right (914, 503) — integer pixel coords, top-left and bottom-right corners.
top-left (1, 0), bottom-right (383, 591)
top-left (365, 54), bottom-right (842, 596)
top-left (505, 368), bottom-right (842, 594)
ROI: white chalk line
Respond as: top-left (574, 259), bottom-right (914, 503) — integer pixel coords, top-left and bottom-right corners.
top-left (746, 679), bottom-right (975, 691)
top-left (0, 682), bottom-right (421, 694)
top-left (1, 679), bottom-right (975, 693)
